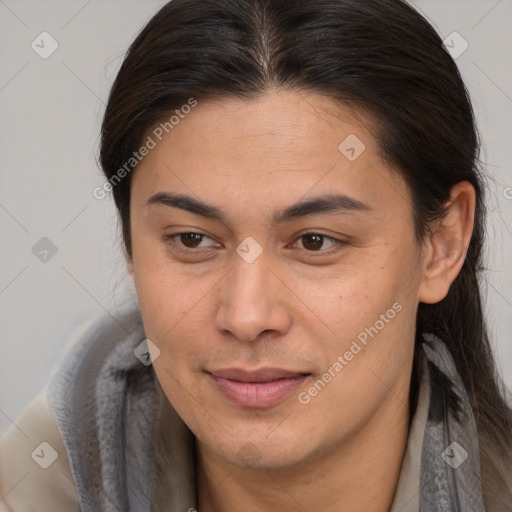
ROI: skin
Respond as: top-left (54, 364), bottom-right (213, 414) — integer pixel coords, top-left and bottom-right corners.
top-left (129, 89), bottom-right (475, 512)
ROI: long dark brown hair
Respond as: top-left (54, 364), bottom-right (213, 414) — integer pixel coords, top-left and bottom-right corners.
top-left (99, 0), bottom-right (512, 504)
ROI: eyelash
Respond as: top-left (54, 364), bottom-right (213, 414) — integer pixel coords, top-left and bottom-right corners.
top-left (162, 231), bottom-right (347, 256)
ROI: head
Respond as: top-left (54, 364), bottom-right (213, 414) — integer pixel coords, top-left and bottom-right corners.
top-left (99, 0), bottom-right (511, 492)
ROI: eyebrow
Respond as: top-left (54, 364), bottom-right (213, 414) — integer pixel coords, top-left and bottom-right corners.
top-left (146, 192), bottom-right (373, 225)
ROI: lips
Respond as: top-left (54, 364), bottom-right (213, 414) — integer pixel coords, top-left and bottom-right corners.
top-left (208, 368), bottom-right (310, 408)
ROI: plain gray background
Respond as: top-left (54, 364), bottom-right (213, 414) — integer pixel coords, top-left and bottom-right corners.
top-left (1, 0), bottom-right (511, 434)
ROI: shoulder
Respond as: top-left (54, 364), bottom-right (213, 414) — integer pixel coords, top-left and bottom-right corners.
top-left (0, 308), bottom-right (146, 512)
top-left (0, 388), bottom-right (78, 512)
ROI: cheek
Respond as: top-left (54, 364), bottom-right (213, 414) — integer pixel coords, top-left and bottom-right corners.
top-left (134, 266), bottom-right (204, 355)
top-left (298, 285), bottom-right (415, 438)
top-left (299, 257), bottom-right (411, 342)
top-left (131, 242), bottom-right (218, 378)
top-left (131, 236), bottom-right (193, 328)
top-left (301, 249), bottom-right (418, 400)
top-left (136, 268), bottom-right (209, 423)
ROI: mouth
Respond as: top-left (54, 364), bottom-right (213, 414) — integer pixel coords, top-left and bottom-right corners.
top-left (207, 368), bottom-right (311, 408)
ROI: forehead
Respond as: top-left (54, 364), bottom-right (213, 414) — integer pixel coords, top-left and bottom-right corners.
top-left (146, 90), bottom-right (377, 163)
top-left (132, 89), bottom-right (411, 222)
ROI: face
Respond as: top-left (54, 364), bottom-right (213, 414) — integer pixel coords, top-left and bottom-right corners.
top-left (129, 89), bottom-right (423, 470)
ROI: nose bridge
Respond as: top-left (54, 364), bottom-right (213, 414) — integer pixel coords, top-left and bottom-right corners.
top-left (215, 247), bottom-right (290, 342)
top-left (228, 248), bottom-right (272, 313)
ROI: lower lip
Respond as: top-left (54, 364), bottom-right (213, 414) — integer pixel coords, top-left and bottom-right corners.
top-left (210, 374), bottom-right (309, 408)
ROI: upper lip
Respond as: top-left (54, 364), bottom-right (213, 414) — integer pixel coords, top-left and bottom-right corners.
top-left (208, 368), bottom-right (310, 383)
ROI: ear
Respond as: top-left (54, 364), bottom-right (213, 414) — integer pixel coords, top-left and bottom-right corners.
top-left (417, 181), bottom-right (476, 304)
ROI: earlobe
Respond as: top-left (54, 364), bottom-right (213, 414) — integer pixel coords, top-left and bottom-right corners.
top-left (417, 181), bottom-right (476, 304)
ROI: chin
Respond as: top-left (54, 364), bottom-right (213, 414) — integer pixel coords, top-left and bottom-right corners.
top-left (199, 427), bottom-right (316, 471)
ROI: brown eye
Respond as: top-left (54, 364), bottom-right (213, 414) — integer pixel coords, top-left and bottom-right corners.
top-left (179, 232), bottom-right (205, 248)
top-left (163, 232), bottom-right (219, 255)
top-left (301, 234), bottom-right (324, 251)
top-left (297, 233), bottom-right (338, 252)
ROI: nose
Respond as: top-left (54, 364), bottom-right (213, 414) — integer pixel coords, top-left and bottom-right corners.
top-left (214, 250), bottom-right (292, 343)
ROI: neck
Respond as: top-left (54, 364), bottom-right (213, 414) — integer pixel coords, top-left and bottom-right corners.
top-left (195, 390), bottom-right (410, 512)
